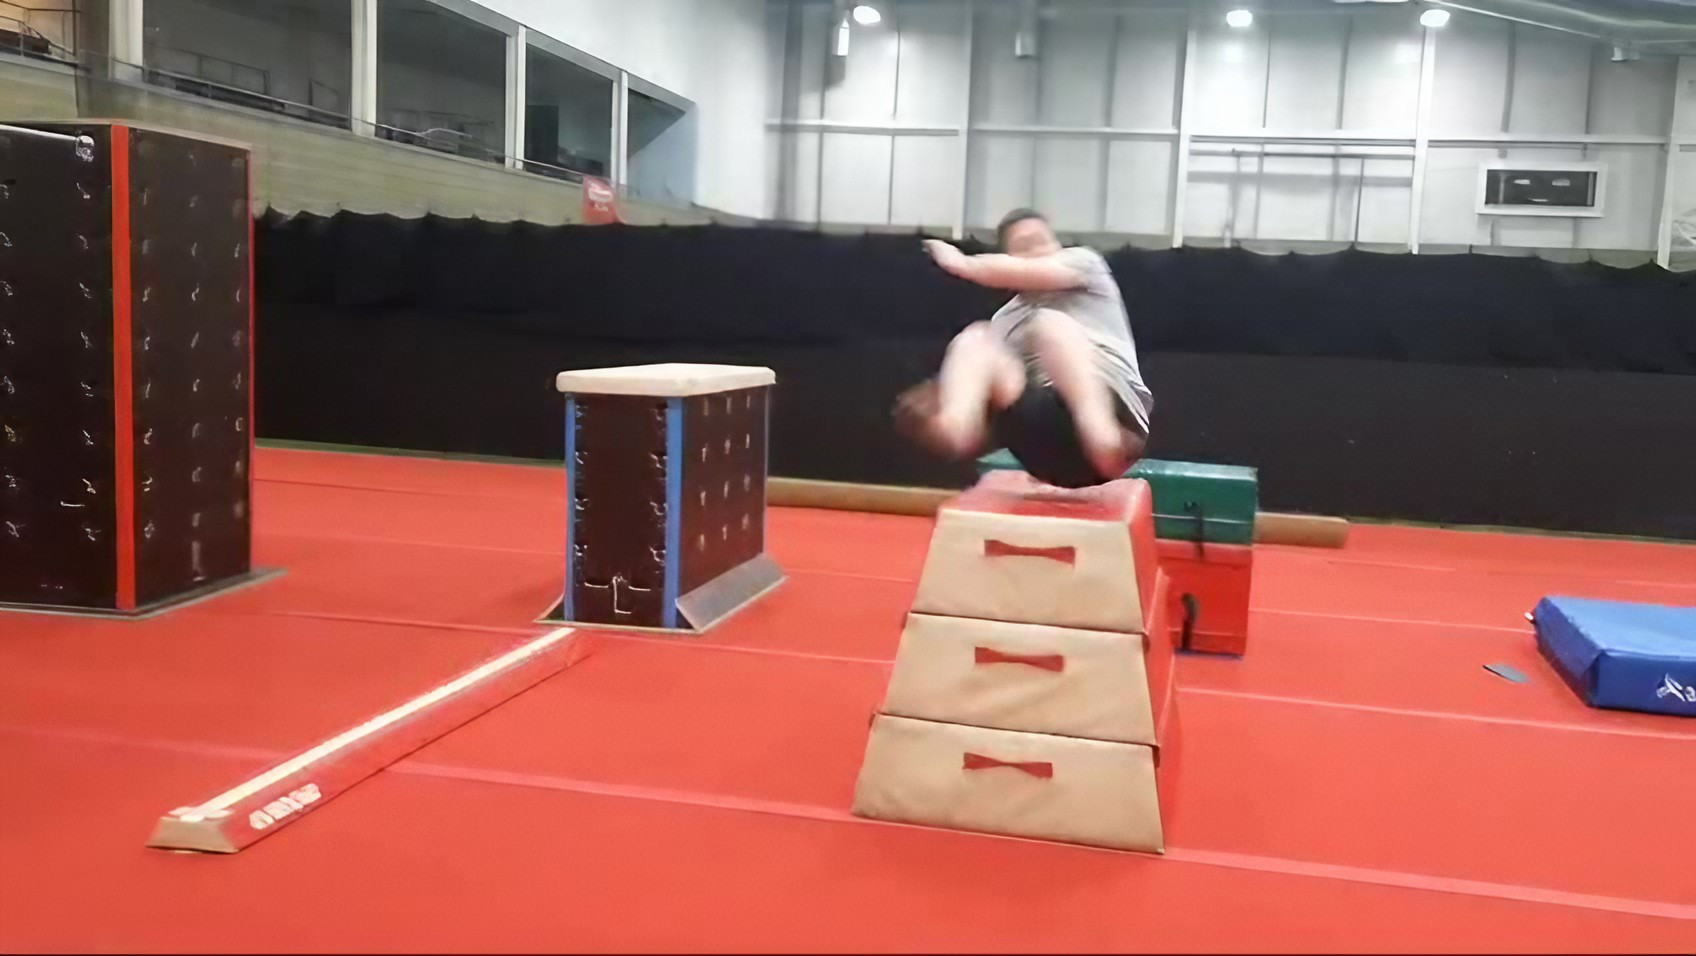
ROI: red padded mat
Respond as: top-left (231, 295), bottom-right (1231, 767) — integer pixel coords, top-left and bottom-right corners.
top-left (1, 448), bottom-right (1691, 952)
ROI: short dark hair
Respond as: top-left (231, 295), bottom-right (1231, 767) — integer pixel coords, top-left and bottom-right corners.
top-left (996, 208), bottom-right (1047, 249)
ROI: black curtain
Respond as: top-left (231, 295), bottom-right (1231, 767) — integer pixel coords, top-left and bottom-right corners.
top-left (254, 212), bottom-right (1696, 539)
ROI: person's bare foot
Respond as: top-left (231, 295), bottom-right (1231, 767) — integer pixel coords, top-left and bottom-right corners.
top-left (895, 382), bottom-right (983, 459)
top-left (894, 382), bottom-right (942, 449)
top-left (932, 407), bottom-right (988, 458)
top-left (894, 380), bottom-right (993, 459)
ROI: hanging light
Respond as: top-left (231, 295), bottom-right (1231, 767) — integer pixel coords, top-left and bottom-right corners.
top-left (851, 4), bottom-right (881, 26)
top-left (1014, 0), bottom-right (1040, 58)
top-left (1226, 9), bottom-right (1254, 28)
top-left (1420, 8), bottom-right (1451, 27)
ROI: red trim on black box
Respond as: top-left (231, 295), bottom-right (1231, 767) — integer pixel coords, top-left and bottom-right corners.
top-left (110, 125), bottom-right (136, 611)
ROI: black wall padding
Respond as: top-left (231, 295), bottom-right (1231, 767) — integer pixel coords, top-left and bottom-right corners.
top-left (254, 211), bottom-right (1696, 539)
top-left (259, 211), bottom-right (1696, 374)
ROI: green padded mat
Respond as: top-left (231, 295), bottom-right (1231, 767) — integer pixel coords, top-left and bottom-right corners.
top-left (976, 451), bottom-right (1258, 544)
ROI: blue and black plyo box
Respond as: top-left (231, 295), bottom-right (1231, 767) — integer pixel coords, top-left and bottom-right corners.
top-left (1532, 597), bottom-right (1696, 718)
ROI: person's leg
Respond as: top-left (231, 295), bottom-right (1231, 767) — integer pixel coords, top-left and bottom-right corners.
top-left (1022, 309), bottom-right (1132, 478)
top-left (927, 322), bottom-right (1026, 456)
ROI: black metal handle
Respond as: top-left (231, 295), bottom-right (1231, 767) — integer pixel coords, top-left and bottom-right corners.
top-left (1180, 592), bottom-right (1200, 653)
top-left (1184, 499), bottom-right (1206, 558)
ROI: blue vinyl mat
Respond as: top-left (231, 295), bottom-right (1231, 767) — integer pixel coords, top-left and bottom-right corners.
top-left (1532, 596), bottom-right (1696, 717)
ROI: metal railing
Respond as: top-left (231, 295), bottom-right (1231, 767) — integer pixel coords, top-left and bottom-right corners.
top-left (308, 79), bottom-right (345, 115)
top-left (376, 108), bottom-right (503, 164)
top-left (24, 49), bottom-right (714, 219)
top-left (140, 62), bottom-right (353, 131)
top-left (148, 45), bottom-right (269, 96)
top-left (0, 3), bottom-right (75, 63)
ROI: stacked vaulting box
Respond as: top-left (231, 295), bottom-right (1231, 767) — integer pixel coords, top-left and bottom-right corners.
top-left (548, 364), bottom-right (785, 633)
top-left (852, 471), bottom-right (1180, 853)
top-left (979, 452), bottom-right (1259, 657)
top-left (0, 122), bottom-right (257, 616)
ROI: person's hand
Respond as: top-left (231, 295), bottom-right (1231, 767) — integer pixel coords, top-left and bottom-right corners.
top-left (923, 239), bottom-right (972, 279)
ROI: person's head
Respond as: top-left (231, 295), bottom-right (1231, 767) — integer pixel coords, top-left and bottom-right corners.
top-left (996, 208), bottom-right (1062, 258)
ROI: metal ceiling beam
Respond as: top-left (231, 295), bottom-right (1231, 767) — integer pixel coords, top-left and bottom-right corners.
top-left (1429, 0), bottom-right (1696, 45)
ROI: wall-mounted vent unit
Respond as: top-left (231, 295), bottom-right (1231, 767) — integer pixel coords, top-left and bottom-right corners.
top-left (1477, 161), bottom-right (1605, 218)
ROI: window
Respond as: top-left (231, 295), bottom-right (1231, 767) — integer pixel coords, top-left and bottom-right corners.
top-left (0, 0), bottom-right (76, 62)
top-left (142, 0), bottom-right (352, 129)
top-left (377, 0), bottom-right (506, 163)
top-left (627, 89), bottom-right (697, 205)
top-left (1477, 161), bottom-right (1606, 218)
top-left (524, 45), bottom-right (613, 181)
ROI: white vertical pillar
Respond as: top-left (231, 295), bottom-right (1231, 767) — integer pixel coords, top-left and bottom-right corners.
top-left (613, 70), bottom-right (631, 187)
top-left (1407, 26), bottom-right (1438, 254)
top-left (952, 0), bottom-right (976, 240)
top-left (1656, 56), bottom-right (1695, 269)
top-left (110, 0), bottom-right (145, 77)
top-left (1168, 18), bottom-right (1197, 248)
top-left (350, 0), bottom-right (379, 137)
top-left (505, 26), bottom-right (528, 170)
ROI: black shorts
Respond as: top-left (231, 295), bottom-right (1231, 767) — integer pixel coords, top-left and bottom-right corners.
top-left (990, 373), bottom-right (1148, 490)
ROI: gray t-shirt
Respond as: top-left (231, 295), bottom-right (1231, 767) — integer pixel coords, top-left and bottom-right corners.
top-left (986, 246), bottom-right (1153, 432)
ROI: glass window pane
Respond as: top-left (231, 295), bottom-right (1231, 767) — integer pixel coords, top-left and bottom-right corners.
top-left (142, 0), bottom-right (352, 128)
top-left (1, 1), bottom-right (78, 62)
top-left (377, 0), bottom-right (506, 164)
top-left (628, 91), bottom-right (697, 205)
top-left (524, 46), bottom-right (613, 180)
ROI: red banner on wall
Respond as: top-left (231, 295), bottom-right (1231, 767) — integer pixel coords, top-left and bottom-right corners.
top-left (582, 176), bottom-right (621, 225)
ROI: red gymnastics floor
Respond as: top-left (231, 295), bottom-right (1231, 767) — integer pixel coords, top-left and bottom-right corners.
top-left (2, 447), bottom-right (1694, 953)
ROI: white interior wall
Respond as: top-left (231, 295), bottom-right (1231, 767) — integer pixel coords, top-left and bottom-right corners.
top-left (683, 0), bottom-right (771, 215)
top-left (1671, 59), bottom-right (1696, 259)
top-left (1104, 11), bottom-right (1182, 236)
top-left (769, 1), bottom-right (1681, 251)
top-left (1184, 13), bottom-right (1273, 242)
top-left (1676, 56), bottom-right (1696, 138)
top-left (1676, 149), bottom-right (1696, 239)
top-left (967, 2), bottom-right (1036, 229)
top-left (767, 1), bottom-right (824, 220)
top-left (892, 3), bottom-right (969, 226)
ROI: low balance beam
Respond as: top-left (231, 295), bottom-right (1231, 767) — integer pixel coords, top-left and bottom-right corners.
top-left (766, 477), bottom-right (1349, 548)
top-left (766, 477), bottom-right (953, 517)
top-left (1252, 512), bottom-right (1350, 548)
top-left (148, 627), bottom-right (589, 854)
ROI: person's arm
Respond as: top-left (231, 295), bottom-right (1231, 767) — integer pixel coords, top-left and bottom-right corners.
top-left (923, 240), bottom-right (1086, 292)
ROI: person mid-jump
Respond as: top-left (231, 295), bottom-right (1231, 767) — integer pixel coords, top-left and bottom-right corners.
top-left (897, 208), bottom-right (1153, 489)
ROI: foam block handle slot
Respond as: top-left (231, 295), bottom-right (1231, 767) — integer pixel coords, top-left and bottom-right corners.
top-left (973, 646), bottom-right (1066, 672)
top-left (982, 540), bottom-right (1076, 565)
top-left (962, 752), bottom-right (1055, 778)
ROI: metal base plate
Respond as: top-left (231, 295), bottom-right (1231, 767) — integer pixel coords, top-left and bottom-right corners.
top-left (542, 554), bottom-right (785, 635)
top-left (0, 568), bottom-right (285, 620)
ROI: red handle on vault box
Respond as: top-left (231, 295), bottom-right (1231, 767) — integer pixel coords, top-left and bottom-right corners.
top-left (973, 646), bottom-right (1066, 672)
top-left (963, 753), bottom-right (1054, 778)
top-left (982, 540), bottom-right (1076, 565)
